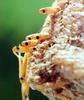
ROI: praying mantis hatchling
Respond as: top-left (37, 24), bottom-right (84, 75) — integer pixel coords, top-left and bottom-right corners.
top-left (12, 1), bottom-right (69, 100)
top-left (12, 33), bottom-right (51, 100)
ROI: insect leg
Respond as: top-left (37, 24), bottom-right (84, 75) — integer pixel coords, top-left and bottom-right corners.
top-left (21, 81), bottom-right (29, 100)
top-left (12, 47), bottom-right (30, 100)
top-left (20, 53), bottom-right (30, 100)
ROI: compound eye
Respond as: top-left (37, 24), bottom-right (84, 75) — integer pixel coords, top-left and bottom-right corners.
top-left (20, 77), bottom-right (24, 80)
top-left (28, 37), bottom-right (31, 40)
top-left (42, 9), bottom-right (46, 13)
top-left (16, 46), bottom-right (19, 50)
top-left (21, 41), bottom-right (29, 46)
top-left (39, 8), bottom-right (46, 14)
top-left (24, 42), bottom-right (28, 46)
top-left (36, 35), bottom-right (40, 39)
top-left (33, 47), bottom-right (37, 51)
top-left (12, 46), bottom-right (19, 53)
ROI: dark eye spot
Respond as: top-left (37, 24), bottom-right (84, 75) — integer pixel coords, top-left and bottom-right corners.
top-left (33, 47), bottom-right (37, 50)
top-left (36, 36), bottom-right (40, 39)
top-left (25, 42), bottom-right (28, 46)
top-left (16, 47), bottom-right (19, 50)
top-left (28, 37), bottom-right (31, 40)
top-left (42, 9), bottom-right (46, 13)
top-left (20, 77), bottom-right (24, 80)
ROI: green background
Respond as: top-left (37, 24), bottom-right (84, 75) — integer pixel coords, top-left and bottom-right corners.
top-left (0, 0), bottom-right (52, 100)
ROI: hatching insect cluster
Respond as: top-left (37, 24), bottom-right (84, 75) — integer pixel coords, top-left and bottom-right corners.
top-left (12, 0), bottom-right (84, 100)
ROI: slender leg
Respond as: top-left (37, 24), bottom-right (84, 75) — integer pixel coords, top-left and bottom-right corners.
top-left (13, 49), bottom-right (30, 100)
top-left (19, 53), bottom-right (28, 81)
top-left (19, 53), bottom-right (30, 100)
top-left (21, 82), bottom-right (29, 100)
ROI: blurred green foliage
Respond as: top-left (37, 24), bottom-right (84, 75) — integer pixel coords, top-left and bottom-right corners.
top-left (0, 0), bottom-right (53, 100)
